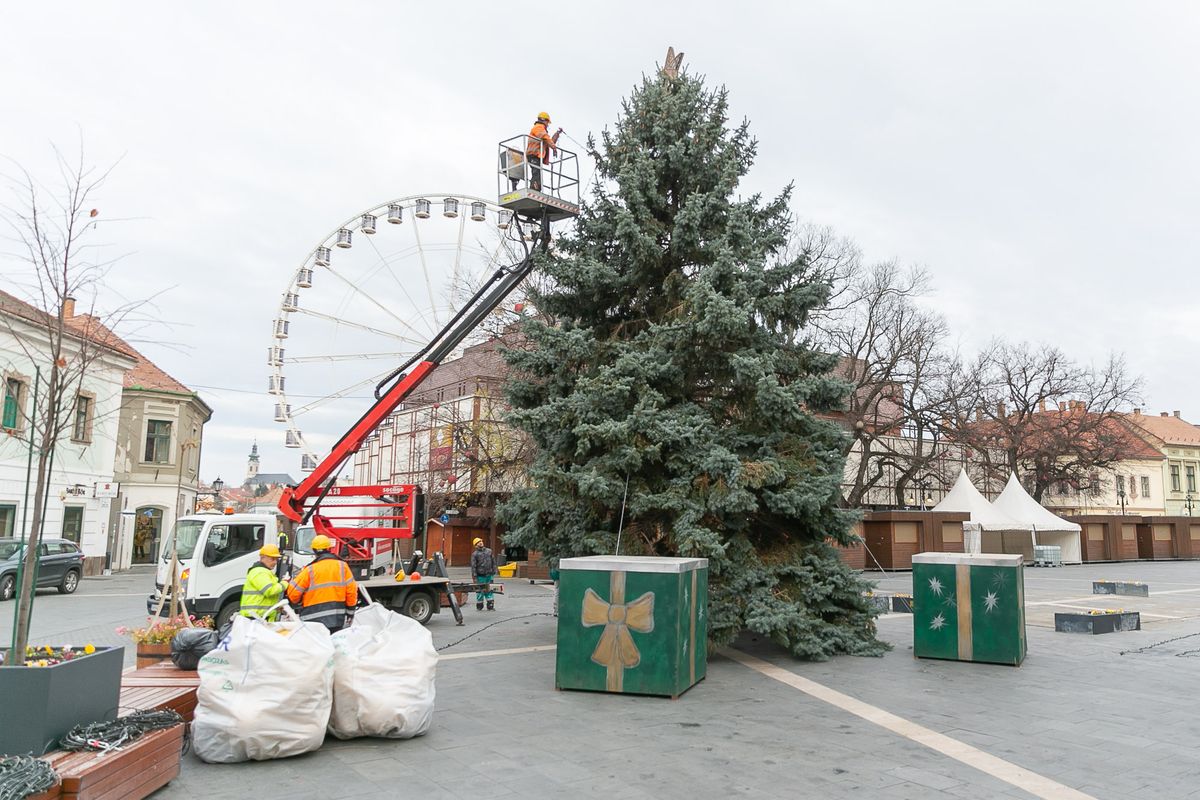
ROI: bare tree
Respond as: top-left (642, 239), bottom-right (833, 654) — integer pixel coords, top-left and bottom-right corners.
top-left (1, 147), bottom-right (140, 665)
top-left (948, 343), bottom-right (1143, 500)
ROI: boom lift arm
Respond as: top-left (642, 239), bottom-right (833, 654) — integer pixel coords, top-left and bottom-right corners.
top-left (278, 215), bottom-right (550, 542)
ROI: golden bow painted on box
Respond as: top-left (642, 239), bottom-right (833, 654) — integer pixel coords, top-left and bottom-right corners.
top-left (581, 572), bottom-right (654, 691)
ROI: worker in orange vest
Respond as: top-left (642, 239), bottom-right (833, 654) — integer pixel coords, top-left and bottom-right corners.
top-left (286, 534), bottom-right (359, 632)
top-left (526, 111), bottom-right (562, 191)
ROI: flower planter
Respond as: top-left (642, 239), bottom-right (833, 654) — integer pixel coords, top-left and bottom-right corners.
top-left (863, 593), bottom-right (891, 614)
top-left (891, 594), bottom-right (913, 613)
top-left (136, 642), bottom-right (174, 669)
top-left (1092, 581), bottom-right (1149, 597)
top-left (0, 646), bottom-right (123, 755)
top-left (1054, 611), bottom-right (1141, 635)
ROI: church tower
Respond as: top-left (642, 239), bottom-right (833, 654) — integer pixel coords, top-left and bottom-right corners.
top-left (246, 441), bottom-right (260, 484)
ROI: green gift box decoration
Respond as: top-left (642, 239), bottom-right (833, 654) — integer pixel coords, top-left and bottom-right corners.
top-left (912, 553), bottom-right (1026, 666)
top-left (556, 556), bottom-right (708, 697)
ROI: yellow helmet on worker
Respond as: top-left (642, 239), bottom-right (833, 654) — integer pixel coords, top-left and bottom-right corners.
top-left (472, 537), bottom-right (484, 547)
top-left (258, 544), bottom-right (281, 559)
top-left (537, 111), bottom-right (551, 122)
top-left (311, 534), bottom-right (333, 551)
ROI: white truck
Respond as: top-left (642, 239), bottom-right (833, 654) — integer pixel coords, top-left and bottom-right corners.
top-left (146, 510), bottom-right (458, 628)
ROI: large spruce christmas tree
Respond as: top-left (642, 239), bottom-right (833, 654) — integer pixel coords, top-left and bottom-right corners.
top-left (499, 65), bottom-right (885, 660)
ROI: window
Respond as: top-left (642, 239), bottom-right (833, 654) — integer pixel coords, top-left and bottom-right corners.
top-left (1171, 464), bottom-right (1181, 492)
top-left (201, 523), bottom-right (265, 566)
top-left (72, 394), bottom-right (93, 443)
top-left (0, 504), bottom-right (15, 536)
top-left (2, 377), bottom-right (25, 430)
top-left (1142, 476), bottom-right (1151, 498)
top-left (1189, 465), bottom-right (1197, 493)
top-left (62, 506), bottom-right (83, 543)
top-left (144, 420), bottom-right (173, 463)
top-left (1117, 475), bottom-right (1126, 494)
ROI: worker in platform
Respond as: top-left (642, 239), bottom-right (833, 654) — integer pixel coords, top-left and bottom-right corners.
top-left (286, 534), bottom-right (359, 632)
top-left (471, 537), bottom-right (497, 612)
top-left (239, 544), bottom-right (289, 621)
top-left (526, 111), bottom-right (562, 192)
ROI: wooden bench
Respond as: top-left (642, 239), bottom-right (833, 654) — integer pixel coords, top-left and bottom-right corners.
top-left (118, 663), bottom-right (201, 722)
top-left (42, 724), bottom-right (184, 800)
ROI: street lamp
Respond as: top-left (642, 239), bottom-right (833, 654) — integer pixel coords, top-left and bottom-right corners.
top-left (1117, 486), bottom-right (1127, 515)
top-left (1186, 492), bottom-right (1195, 517)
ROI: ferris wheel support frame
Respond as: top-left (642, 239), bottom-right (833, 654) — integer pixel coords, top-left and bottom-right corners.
top-left (278, 211), bottom-right (551, 542)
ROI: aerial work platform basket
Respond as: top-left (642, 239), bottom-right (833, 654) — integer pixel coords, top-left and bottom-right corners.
top-left (497, 135), bottom-right (580, 222)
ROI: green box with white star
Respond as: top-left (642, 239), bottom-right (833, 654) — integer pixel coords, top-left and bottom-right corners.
top-left (556, 556), bottom-right (708, 697)
top-left (911, 553), bottom-right (1026, 666)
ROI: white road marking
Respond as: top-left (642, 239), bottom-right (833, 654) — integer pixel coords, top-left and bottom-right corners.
top-left (439, 644), bottom-right (556, 660)
top-left (722, 647), bottom-right (1097, 800)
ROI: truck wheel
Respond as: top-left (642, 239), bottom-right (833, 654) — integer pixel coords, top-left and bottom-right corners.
top-left (216, 601), bottom-right (239, 631)
top-left (402, 591), bottom-right (435, 625)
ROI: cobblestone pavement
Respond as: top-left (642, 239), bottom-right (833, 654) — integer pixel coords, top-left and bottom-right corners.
top-left (6, 562), bottom-right (1200, 798)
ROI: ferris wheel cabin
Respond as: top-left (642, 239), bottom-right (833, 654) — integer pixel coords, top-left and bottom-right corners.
top-left (497, 135), bottom-right (580, 222)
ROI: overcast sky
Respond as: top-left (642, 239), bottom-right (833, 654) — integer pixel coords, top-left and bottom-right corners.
top-left (2, 2), bottom-right (1197, 486)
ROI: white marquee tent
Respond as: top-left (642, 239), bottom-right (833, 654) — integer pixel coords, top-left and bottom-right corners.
top-left (992, 472), bottom-right (1083, 564)
top-left (931, 469), bottom-right (1031, 557)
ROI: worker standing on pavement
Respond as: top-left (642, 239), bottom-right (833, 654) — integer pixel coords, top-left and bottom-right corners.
top-left (286, 534), bottom-right (359, 632)
top-left (240, 544), bottom-right (289, 621)
top-left (525, 112), bottom-right (562, 191)
top-left (471, 537), bottom-right (497, 612)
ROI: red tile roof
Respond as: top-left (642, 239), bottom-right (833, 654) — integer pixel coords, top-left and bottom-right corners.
top-left (1123, 412), bottom-right (1200, 447)
top-left (0, 290), bottom-right (137, 359)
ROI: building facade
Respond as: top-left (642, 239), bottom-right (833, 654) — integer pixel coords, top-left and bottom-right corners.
top-left (1123, 410), bottom-right (1200, 516)
top-left (0, 292), bottom-right (137, 574)
top-left (107, 345), bottom-right (212, 570)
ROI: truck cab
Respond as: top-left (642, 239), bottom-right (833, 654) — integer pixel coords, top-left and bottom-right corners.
top-left (147, 511), bottom-right (284, 629)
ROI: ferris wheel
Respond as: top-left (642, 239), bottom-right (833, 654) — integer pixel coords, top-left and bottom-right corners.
top-left (267, 195), bottom-right (528, 475)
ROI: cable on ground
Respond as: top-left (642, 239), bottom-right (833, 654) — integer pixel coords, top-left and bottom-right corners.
top-left (59, 709), bottom-right (185, 752)
top-left (1119, 630), bottom-right (1200, 656)
top-left (436, 612), bottom-right (555, 652)
top-left (0, 755), bottom-right (56, 800)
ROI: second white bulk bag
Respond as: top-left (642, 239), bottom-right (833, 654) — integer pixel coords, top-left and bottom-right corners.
top-left (328, 603), bottom-right (437, 739)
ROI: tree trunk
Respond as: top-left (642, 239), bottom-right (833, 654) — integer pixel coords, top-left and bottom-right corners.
top-left (6, 367), bottom-right (59, 666)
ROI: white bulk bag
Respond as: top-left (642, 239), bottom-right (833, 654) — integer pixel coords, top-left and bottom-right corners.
top-left (328, 603), bottom-right (437, 740)
top-left (193, 610), bottom-right (335, 762)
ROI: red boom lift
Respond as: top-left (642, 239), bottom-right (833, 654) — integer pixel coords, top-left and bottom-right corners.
top-left (278, 135), bottom-right (580, 569)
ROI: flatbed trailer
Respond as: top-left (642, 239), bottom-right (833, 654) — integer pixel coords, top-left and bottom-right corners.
top-left (357, 575), bottom-right (503, 625)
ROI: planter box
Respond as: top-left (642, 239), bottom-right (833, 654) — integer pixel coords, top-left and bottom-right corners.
top-left (1092, 581), bottom-right (1149, 597)
top-left (557, 556), bottom-right (707, 698)
top-left (45, 723), bottom-right (184, 799)
top-left (912, 553), bottom-right (1026, 666)
top-left (891, 594), bottom-right (913, 613)
top-left (1055, 611), bottom-right (1141, 635)
top-left (136, 642), bottom-right (173, 670)
top-left (0, 646), bottom-right (123, 755)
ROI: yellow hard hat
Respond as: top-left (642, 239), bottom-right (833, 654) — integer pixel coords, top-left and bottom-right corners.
top-left (311, 534), bottom-right (333, 551)
top-left (537, 111), bottom-right (550, 122)
top-left (259, 544), bottom-right (281, 558)
top-left (472, 537), bottom-right (484, 547)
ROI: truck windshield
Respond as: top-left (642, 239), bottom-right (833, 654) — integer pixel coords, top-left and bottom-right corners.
top-left (161, 519), bottom-right (206, 561)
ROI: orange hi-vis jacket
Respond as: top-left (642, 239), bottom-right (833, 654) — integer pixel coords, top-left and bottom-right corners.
top-left (527, 122), bottom-right (556, 160)
top-left (286, 552), bottom-right (358, 628)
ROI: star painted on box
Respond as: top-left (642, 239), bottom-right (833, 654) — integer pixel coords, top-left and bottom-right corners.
top-left (930, 612), bottom-right (946, 631)
top-left (928, 577), bottom-right (944, 597)
top-left (983, 590), bottom-right (1000, 613)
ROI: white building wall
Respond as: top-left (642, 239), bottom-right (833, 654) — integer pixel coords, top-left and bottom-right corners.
top-left (0, 316), bottom-right (135, 567)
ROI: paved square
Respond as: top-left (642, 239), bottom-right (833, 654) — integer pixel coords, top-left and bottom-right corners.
top-left (6, 561), bottom-right (1200, 798)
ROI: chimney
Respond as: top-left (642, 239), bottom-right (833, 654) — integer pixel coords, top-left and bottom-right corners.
top-left (1039, 400), bottom-right (1047, 412)
top-left (997, 402), bottom-right (1006, 418)
top-left (975, 405), bottom-right (987, 421)
top-left (1058, 401), bottom-right (1067, 412)
top-left (1133, 408), bottom-right (1141, 416)
top-left (1175, 410), bottom-right (1182, 418)
top-left (62, 296), bottom-right (75, 319)
top-left (1161, 412), bottom-right (1169, 417)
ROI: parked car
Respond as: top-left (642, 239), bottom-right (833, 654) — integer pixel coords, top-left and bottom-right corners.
top-left (0, 537), bottom-right (85, 600)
